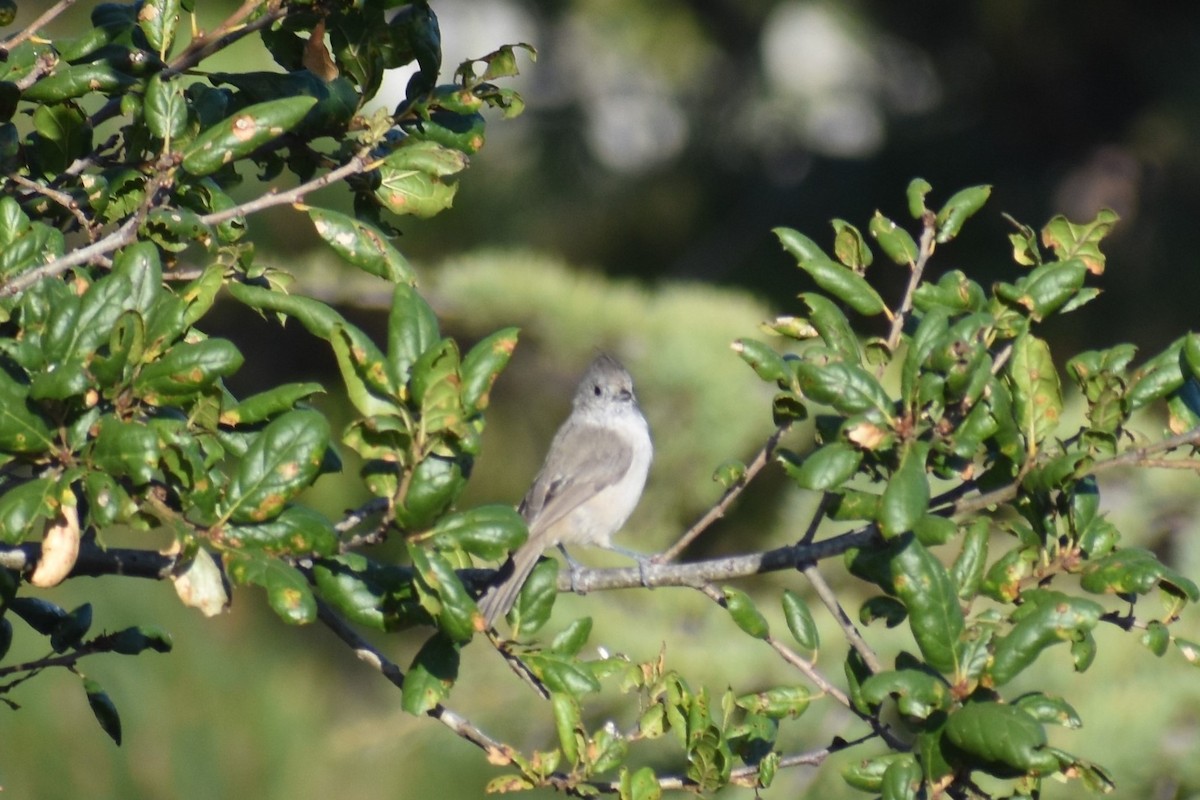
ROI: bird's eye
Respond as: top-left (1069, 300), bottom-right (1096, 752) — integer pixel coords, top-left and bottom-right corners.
top-left (593, 385), bottom-right (602, 396)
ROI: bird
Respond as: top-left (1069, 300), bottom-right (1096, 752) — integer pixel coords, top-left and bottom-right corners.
top-left (478, 354), bottom-right (653, 627)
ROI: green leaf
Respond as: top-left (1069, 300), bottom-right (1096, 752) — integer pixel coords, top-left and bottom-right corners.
top-left (460, 327), bottom-right (518, 413)
top-left (525, 651), bottom-right (602, 696)
top-left (1141, 619), bottom-right (1170, 656)
top-left (722, 586), bottom-right (769, 639)
top-left (181, 96), bottom-right (319, 176)
top-left (880, 754), bottom-right (923, 800)
top-left (308, 206), bottom-right (416, 284)
top-left (83, 678), bottom-right (122, 745)
top-left (311, 554), bottom-right (423, 632)
top-left (224, 551), bottom-right (316, 624)
top-left (934, 185), bottom-right (991, 243)
top-left (104, 625), bottom-right (174, 655)
top-left (842, 753), bottom-right (912, 792)
top-left (408, 544), bottom-right (478, 643)
top-left (949, 518), bottom-right (989, 600)
top-left (1014, 693), bottom-right (1081, 728)
top-left (621, 766), bottom-right (662, 800)
top-left (1008, 333), bottom-right (1062, 454)
top-left (226, 282), bottom-right (345, 340)
top-left (330, 324), bottom-right (401, 418)
top-left (944, 701), bottom-right (1057, 775)
top-left (219, 382), bottom-right (325, 426)
top-left (889, 535), bottom-right (964, 675)
top-left (224, 410), bottom-right (331, 523)
top-left (509, 557), bottom-right (558, 637)
top-left (0, 477), bottom-right (56, 543)
top-left (221, 504), bottom-right (338, 557)
top-left (552, 692), bottom-right (583, 765)
top-left (912, 514), bottom-right (956, 546)
top-left (0, 373), bottom-right (54, 455)
top-left (387, 283), bottom-right (441, 388)
top-left (410, 337), bottom-right (464, 435)
top-left (989, 591), bottom-right (1103, 686)
top-left (831, 218), bottom-right (873, 270)
top-left (794, 360), bottom-right (892, 418)
top-left (781, 589), bottom-right (819, 651)
top-left (1126, 339), bottom-right (1186, 411)
top-left (139, 0), bottom-right (181, 56)
top-left (859, 595), bottom-right (906, 628)
top-left (375, 140), bottom-right (466, 218)
top-left (144, 74), bottom-right (186, 143)
top-left (428, 504), bottom-right (526, 560)
top-left (90, 417), bottom-right (160, 485)
top-left (50, 602), bottom-right (93, 652)
top-left (869, 211), bottom-right (918, 265)
top-left (134, 338), bottom-right (244, 401)
top-left (911, 270), bottom-right (987, 314)
top-left (800, 293), bottom-right (861, 362)
top-left (773, 227), bottom-right (828, 262)
top-left (1080, 547), bottom-right (1199, 600)
top-left (24, 63), bottom-right (135, 103)
top-left (732, 338), bottom-right (787, 384)
top-left (402, 632), bottom-right (460, 715)
top-left (795, 256), bottom-right (887, 316)
top-left (32, 103), bottom-right (92, 173)
top-left (995, 258), bottom-right (1087, 322)
top-left (906, 178), bottom-right (932, 219)
top-left (779, 442), bottom-right (861, 491)
top-left (1040, 208), bottom-right (1119, 275)
top-left (142, 207), bottom-right (214, 253)
top-left (550, 616), bottom-right (593, 657)
top-left (735, 686), bottom-right (810, 719)
top-left (879, 443), bottom-right (930, 538)
top-left (861, 669), bottom-right (950, 719)
top-left (394, 453), bottom-right (466, 529)
top-left (9, 596), bottom-right (68, 635)
top-left (712, 459), bottom-right (746, 488)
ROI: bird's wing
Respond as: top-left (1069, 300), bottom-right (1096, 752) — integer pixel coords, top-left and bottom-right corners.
top-left (519, 423), bottom-right (634, 539)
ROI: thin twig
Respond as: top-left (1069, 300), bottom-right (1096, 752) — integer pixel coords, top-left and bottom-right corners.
top-left (8, 174), bottom-right (97, 240)
top-left (655, 424), bottom-right (791, 564)
top-left (948, 424), bottom-right (1200, 518)
top-left (197, 152), bottom-right (371, 227)
top-left (799, 492), bottom-right (833, 546)
top-left (764, 634), bottom-right (851, 707)
top-left (576, 731), bottom-right (878, 793)
top-left (882, 214), bottom-right (937, 359)
top-left (802, 563), bottom-right (883, 674)
top-left (0, 0), bottom-right (77, 54)
top-left (163, 0), bottom-right (288, 77)
top-left (315, 599), bottom-right (506, 754)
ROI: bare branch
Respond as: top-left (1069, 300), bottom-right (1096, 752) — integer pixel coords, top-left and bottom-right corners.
top-left (802, 563), bottom-right (884, 674)
top-left (764, 633), bottom-right (852, 707)
top-left (8, 173), bottom-right (98, 240)
top-left (0, 0), bottom-right (77, 54)
top-left (655, 424), bottom-right (791, 564)
top-left (197, 152), bottom-right (371, 227)
top-left (315, 599), bottom-right (506, 754)
top-left (882, 212), bottom-right (937, 358)
top-left (163, 1), bottom-right (289, 78)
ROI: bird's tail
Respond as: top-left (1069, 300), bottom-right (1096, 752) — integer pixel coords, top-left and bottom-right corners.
top-left (478, 543), bottom-right (543, 627)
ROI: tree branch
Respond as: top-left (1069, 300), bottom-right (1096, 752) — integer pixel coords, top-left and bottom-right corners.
top-left (655, 424), bottom-right (791, 564)
top-left (0, 0), bottom-right (77, 55)
top-left (882, 212), bottom-right (937, 356)
top-left (314, 599), bottom-right (506, 754)
top-left (197, 152), bottom-right (371, 227)
top-left (163, 1), bottom-right (289, 78)
top-left (802, 563), bottom-right (884, 674)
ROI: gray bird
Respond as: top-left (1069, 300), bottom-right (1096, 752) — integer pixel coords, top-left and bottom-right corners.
top-left (478, 354), bottom-right (653, 626)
